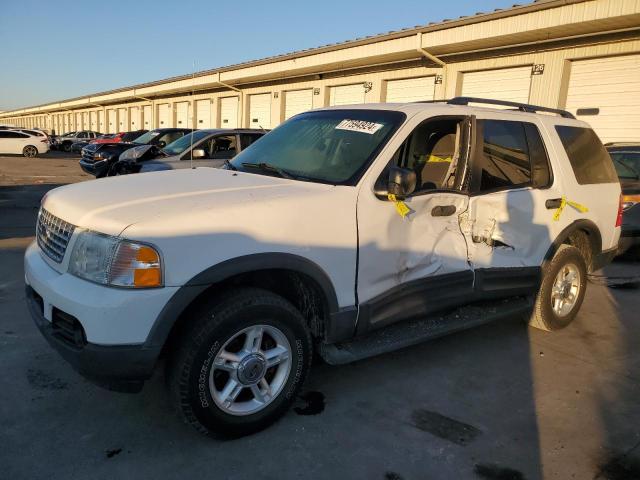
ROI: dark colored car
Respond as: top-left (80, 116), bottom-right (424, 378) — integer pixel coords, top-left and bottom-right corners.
top-left (79, 128), bottom-right (193, 177)
top-left (606, 143), bottom-right (640, 255)
top-left (72, 130), bottom-right (149, 153)
top-left (114, 129), bottom-right (265, 175)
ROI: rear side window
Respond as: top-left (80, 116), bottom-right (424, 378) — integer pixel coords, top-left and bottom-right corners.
top-left (0, 131), bottom-right (27, 138)
top-left (555, 126), bottom-right (617, 184)
top-left (475, 120), bottom-right (531, 192)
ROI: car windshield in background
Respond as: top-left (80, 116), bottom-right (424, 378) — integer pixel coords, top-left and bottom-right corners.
top-left (133, 130), bottom-right (161, 145)
top-left (163, 130), bottom-right (213, 156)
top-left (230, 110), bottom-right (405, 184)
top-left (609, 151), bottom-right (640, 179)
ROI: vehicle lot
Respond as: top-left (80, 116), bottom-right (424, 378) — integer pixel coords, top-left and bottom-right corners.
top-left (1, 154), bottom-right (640, 480)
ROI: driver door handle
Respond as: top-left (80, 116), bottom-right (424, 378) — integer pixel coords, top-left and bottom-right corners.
top-left (545, 198), bottom-right (563, 209)
top-left (431, 205), bottom-right (457, 217)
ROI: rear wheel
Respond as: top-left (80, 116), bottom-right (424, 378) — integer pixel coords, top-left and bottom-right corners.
top-left (166, 288), bottom-right (312, 437)
top-left (23, 145), bottom-right (38, 158)
top-left (529, 244), bottom-right (587, 331)
top-left (62, 142), bottom-right (72, 152)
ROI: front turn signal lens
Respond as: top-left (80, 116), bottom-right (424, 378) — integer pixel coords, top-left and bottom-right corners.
top-left (109, 242), bottom-right (162, 288)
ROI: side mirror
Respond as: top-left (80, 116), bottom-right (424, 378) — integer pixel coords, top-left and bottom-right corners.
top-left (192, 148), bottom-right (206, 159)
top-left (157, 141), bottom-right (166, 148)
top-left (387, 166), bottom-right (416, 199)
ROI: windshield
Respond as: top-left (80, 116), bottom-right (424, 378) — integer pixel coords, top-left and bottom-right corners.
top-left (163, 130), bottom-right (213, 156)
top-left (230, 109), bottom-right (405, 184)
top-left (133, 130), bottom-right (161, 145)
top-left (610, 152), bottom-right (640, 179)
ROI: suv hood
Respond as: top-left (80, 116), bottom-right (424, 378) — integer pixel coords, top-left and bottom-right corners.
top-left (42, 168), bottom-right (335, 236)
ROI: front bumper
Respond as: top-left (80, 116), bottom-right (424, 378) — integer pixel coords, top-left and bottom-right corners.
top-left (24, 241), bottom-right (179, 391)
top-left (79, 157), bottom-right (110, 177)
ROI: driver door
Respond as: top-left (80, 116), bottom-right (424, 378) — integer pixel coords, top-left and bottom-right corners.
top-left (356, 114), bottom-right (474, 335)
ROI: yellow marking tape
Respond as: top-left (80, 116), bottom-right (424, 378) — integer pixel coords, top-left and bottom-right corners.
top-left (553, 196), bottom-right (589, 221)
top-left (388, 194), bottom-right (411, 218)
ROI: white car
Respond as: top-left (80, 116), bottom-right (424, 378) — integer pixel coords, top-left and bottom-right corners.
top-left (25, 98), bottom-right (621, 437)
top-left (0, 129), bottom-right (49, 157)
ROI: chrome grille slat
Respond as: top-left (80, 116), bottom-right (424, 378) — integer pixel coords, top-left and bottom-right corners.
top-left (36, 208), bottom-right (75, 263)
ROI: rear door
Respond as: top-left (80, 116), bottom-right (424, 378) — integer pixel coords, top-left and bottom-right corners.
top-left (462, 117), bottom-right (562, 291)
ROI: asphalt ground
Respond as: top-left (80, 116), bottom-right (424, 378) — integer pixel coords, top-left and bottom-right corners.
top-left (1, 151), bottom-right (639, 480)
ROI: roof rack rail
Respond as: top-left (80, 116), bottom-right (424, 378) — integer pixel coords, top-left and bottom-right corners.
top-left (446, 97), bottom-right (575, 119)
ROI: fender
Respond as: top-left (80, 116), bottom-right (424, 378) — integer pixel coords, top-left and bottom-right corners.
top-left (543, 219), bottom-right (602, 270)
top-left (143, 253), bottom-right (340, 349)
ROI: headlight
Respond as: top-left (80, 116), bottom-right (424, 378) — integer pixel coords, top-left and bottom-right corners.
top-left (94, 152), bottom-right (108, 161)
top-left (68, 231), bottom-right (162, 288)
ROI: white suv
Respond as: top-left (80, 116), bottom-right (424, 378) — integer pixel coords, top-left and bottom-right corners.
top-left (25, 98), bottom-right (622, 437)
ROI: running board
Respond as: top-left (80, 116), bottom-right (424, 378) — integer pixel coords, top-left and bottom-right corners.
top-left (319, 297), bottom-right (532, 365)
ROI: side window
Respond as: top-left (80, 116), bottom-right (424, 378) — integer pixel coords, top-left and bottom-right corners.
top-left (240, 134), bottom-right (262, 149)
top-left (555, 126), bottom-right (618, 184)
top-left (384, 118), bottom-right (462, 194)
top-left (206, 135), bottom-right (237, 159)
top-left (77, 131), bottom-right (87, 139)
top-left (159, 132), bottom-right (183, 146)
top-left (523, 123), bottom-right (552, 188)
top-left (0, 131), bottom-right (25, 138)
top-left (475, 120), bottom-right (531, 192)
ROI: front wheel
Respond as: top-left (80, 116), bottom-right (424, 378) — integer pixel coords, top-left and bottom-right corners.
top-left (23, 145), bottom-right (38, 158)
top-left (529, 244), bottom-right (587, 331)
top-left (62, 142), bottom-right (72, 152)
top-left (166, 288), bottom-right (312, 437)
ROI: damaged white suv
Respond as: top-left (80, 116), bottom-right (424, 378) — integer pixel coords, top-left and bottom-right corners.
top-left (25, 98), bottom-right (622, 437)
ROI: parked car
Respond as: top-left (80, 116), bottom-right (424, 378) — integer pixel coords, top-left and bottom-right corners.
top-left (0, 129), bottom-right (49, 157)
top-left (79, 128), bottom-right (193, 177)
top-left (114, 129), bottom-right (265, 175)
top-left (94, 130), bottom-right (148, 145)
top-left (56, 131), bottom-right (102, 152)
top-left (25, 98), bottom-right (621, 437)
top-left (606, 142), bottom-right (640, 255)
top-left (12, 128), bottom-right (50, 146)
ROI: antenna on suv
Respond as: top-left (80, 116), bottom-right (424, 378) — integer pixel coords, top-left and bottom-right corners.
top-left (190, 60), bottom-right (196, 169)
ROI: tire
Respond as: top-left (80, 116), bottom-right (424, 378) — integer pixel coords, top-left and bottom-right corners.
top-left (166, 288), bottom-right (312, 437)
top-left (23, 145), bottom-right (38, 158)
top-left (62, 142), bottom-right (72, 152)
top-left (529, 244), bottom-right (587, 331)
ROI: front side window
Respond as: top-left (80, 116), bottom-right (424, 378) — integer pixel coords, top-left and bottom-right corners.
top-left (230, 110), bottom-right (405, 184)
top-left (164, 130), bottom-right (211, 156)
top-left (555, 126), bottom-right (617, 184)
top-left (158, 131), bottom-right (185, 146)
top-left (202, 135), bottom-right (237, 159)
top-left (77, 132), bottom-right (88, 139)
top-left (474, 120), bottom-right (531, 192)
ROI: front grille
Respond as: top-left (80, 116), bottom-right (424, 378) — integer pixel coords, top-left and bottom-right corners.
top-left (37, 208), bottom-right (75, 263)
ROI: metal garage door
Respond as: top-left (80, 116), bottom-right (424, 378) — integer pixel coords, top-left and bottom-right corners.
top-left (75, 112), bottom-right (83, 130)
top-left (107, 110), bottom-right (116, 133)
top-left (176, 102), bottom-right (190, 127)
top-left (129, 107), bottom-right (141, 130)
top-left (157, 104), bottom-right (171, 127)
top-left (249, 93), bottom-right (272, 129)
top-left (64, 114), bottom-right (70, 133)
top-left (386, 77), bottom-right (435, 103)
top-left (142, 105), bottom-right (152, 129)
top-left (461, 66), bottom-right (532, 104)
top-left (220, 97), bottom-right (238, 128)
top-left (83, 112), bottom-right (89, 131)
top-left (98, 111), bottom-right (105, 132)
top-left (284, 89), bottom-right (313, 120)
top-left (196, 100), bottom-right (211, 128)
top-left (90, 111), bottom-right (98, 131)
top-left (565, 54), bottom-right (640, 143)
top-left (117, 108), bottom-right (128, 131)
top-left (329, 84), bottom-right (366, 106)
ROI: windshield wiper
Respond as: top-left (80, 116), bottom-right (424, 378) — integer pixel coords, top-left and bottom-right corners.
top-left (241, 162), bottom-right (296, 180)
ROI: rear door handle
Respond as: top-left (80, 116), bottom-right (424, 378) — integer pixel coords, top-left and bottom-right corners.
top-left (545, 198), bottom-right (562, 209)
top-left (431, 205), bottom-right (457, 217)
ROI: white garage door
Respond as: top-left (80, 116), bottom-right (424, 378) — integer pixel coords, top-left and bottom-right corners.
top-left (249, 93), bottom-right (272, 129)
top-left (129, 107), bottom-right (141, 130)
top-left (75, 112), bottom-right (83, 130)
top-left (98, 111), bottom-right (105, 132)
top-left (196, 99), bottom-right (211, 128)
top-left (461, 66), bottom-right (532, 104)
top-left (64, 114), bottom-right (70, 133)
top-left (90, 112), bottom-right (98, 131)
top-left (117, 108), bottom-right (128, 131)
top-left (142, 105), bottom-right (152, 129)
top-left (329, 84), bottom-right (366, 106)
top-left (565, 54), bottom-right (640, 143)
top-left (284, 89), bottom-right (313, 120)
top-left (386, 77), bottom-right (435, 103)
top-left (107, 110), bottom-right (117, 133)
top-left (157, 104), bottom-right (171, 127)
top-left (220, 97), bottom-right (239, 128)
top-left (82, 112), bottom-right (89, 131)
top-left (176, 102), bottom-right (190, 127)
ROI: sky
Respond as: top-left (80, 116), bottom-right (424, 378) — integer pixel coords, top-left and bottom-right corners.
top-left (0, 0), bottom-right (519, 111)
